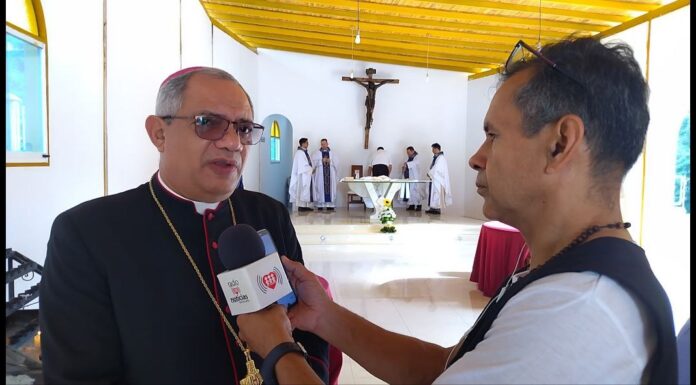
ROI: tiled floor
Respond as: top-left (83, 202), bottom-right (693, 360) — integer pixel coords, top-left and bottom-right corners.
top-left (291, 208), bottom-right (488, 385)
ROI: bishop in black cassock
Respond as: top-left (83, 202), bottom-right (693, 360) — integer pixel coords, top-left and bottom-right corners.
top-left (39, 172), bottom-right (329, 384)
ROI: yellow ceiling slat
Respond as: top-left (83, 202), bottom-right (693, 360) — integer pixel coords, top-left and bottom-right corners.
top-left (407, 0), bottom-right (644, 22)
top-left (210, 18), bottom-right (258, 53)
top-left (222, 19), bottom-right (517, 53)
top-left (254, 42), bottom-right (491, 73)
top-left (236, 29), bottom-right (509, 61)
top-left (238, 31), bottom-right (507, 64)
top-left (210, 7), bottom-right (549, 46)
top-left (205, 0), bottom-right (614, 31)
top-left (543, 0), bottom-right (661, 12)
top-left (245, 36), bottom-right (497, 71)
top-left (200, 0), bottom-right (673, 75)
top-left (214, 13), bottom-right (573, 44)
top-left (594, 0), bottom-right (691, 39)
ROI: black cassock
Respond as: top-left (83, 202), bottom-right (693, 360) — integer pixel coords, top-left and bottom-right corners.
top-left (40, 173), bottom-right (329, 384)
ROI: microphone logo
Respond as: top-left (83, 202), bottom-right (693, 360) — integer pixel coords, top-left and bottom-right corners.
top-left (257, 267), bottom-right (285, 293)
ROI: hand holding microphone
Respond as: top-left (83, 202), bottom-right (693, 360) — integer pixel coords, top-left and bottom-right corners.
top-left (279, 256), bottom-right (335, 334)
top-left (238, 304), bottom-right (294, 358)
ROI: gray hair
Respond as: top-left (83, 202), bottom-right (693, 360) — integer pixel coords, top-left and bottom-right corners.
top-left (155, 67), bottom-right (254, 118)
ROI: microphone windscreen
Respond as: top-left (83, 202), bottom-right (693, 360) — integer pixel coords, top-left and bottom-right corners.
top-left (218, 224), bottom-right (266, 270)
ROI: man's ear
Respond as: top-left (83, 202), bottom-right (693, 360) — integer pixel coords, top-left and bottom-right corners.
top-left (145, 115), bottom-right (166, 152)
top-left (545, 114), bottom-right (585, 173)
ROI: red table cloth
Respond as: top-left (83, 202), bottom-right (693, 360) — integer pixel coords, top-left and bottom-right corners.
top-left (470, 221), bottom-right (531, 297)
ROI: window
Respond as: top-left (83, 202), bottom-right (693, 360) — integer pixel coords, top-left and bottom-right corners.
top-left (270, 120), bottom-right (280, 163)
top-left (673, 114), bottom-right (690, 214)
top-left (6, 0), bottom-right (49, 166)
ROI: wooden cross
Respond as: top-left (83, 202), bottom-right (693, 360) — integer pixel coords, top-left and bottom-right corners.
top-left (342, 68), bottom-right (399, 149)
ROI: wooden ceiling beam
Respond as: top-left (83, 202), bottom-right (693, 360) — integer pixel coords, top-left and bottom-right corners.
top-left (231, 25), bottom-right (511, 58)
top-left (203, 1), bottom-right (616, 30)
top-left (217, 18), bottom-right (556, 54)
top-left (215, 13), bottom-right (573, 45)
top-left (200, 0), bottom-right (668, 75)
top-left (208, 8), bottom-right (588, 45)
top-left (222, 19), bottom-right (522, 54)
top-left (404, 0), bottom-right (647, 21)
top-left (542, 0), bottom-right (660, 12)
top-left (246, 40), bottom-right (493, 73)
top-left (243, 36), bottom-right (499, 68)
top-left (237, 31), bottom-right (509, 64)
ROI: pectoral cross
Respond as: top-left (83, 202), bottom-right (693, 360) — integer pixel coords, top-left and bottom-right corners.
top-left (342, 68), bottom-right (399, 149)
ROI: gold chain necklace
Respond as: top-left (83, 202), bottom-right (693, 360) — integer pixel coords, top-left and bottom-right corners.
top-left (148, 181), bottom-right (263, 385)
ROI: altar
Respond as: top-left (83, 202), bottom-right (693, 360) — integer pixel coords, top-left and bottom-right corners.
top-left (340, 176), bottom-right (431, 220)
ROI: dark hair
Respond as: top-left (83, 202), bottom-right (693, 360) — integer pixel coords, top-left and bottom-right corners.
top-left (431, 143), bottom-right (441, 150)
top-left (503, 36), bottom-right (649, 178)
top-left (321, 138), bottom-right (328, 143)
top-left (299, 138), bottom-right (308, 146)
top-left (377, 147), bottom-right (384, 150)
top-left (406, 146), bottom-right (415, 151)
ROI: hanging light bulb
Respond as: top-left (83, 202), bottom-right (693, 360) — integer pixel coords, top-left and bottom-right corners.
top-left (355, 0), bottom-right (361, 44)
top-left (425, 33), bottom-right (430, 82)
top-left (536, 0), bottom-right (542, 50)
top-left (350, 27), bottom-right (355, 78)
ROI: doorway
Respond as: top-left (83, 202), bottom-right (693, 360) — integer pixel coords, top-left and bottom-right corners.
top-left (259, 114), bottom-right (294, 207)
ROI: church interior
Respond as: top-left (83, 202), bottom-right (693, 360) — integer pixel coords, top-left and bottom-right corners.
top-left (6, 1), bottom-right (690, 384)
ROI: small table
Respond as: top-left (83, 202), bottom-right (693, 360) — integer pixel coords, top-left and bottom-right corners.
top-left (470, 221), bottom-right (531, 297)
top-left (340, 177), bottom-right (430, 220)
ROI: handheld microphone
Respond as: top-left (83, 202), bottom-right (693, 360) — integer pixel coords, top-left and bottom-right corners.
top-left (216, 224), bottom-right (295, 315)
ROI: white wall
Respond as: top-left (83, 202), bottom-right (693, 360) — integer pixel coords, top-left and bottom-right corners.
top-left (106, 0), bottom-right (186, 195)
top-left (106, 0), bottom-right (261, 194)
top-left (641, 6), bottom-right (691, 329)
top-left (257, 50), bottom-right (469, 210)
top-left (5, 0), bottom-right (258, 305)
top-left (212, 28), bottom-right (260, 191)
top-left (6, 0), bottom-right (105, 300)
top-left (463, 75), bottom-right (499, 220)
top-left (601, 24), bottom-right (649, 243)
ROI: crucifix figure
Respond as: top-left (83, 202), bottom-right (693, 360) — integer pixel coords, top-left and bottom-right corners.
top-left (342, 68), bottom-right (399, 149)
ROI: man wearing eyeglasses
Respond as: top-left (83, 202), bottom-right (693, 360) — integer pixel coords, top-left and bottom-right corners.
top-left (235, 37), bottom-right (677, 384)
top-left (40, 67), bottom-right (330, 384)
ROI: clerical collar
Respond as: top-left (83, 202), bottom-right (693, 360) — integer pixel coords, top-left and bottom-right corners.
top-left (157, 172), bottom-right (221, 215)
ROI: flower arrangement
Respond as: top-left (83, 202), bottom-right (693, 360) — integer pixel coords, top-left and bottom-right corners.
top-left (378, 198), bottom-right (397, 233)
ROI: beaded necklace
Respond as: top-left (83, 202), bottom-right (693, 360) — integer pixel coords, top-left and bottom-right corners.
top-left (528, 221), bottom-right (631, 272)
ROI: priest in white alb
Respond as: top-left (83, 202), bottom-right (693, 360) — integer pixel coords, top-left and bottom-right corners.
top-left (426, 142), bottom-right (452, 214)
top-left (289, 137), bottom-right (314, 212)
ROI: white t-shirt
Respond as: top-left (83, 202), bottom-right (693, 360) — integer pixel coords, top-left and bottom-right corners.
top-left (371, 150), bottom-right (392, 166)
top-left (434, 272), bottom-right (655, 384)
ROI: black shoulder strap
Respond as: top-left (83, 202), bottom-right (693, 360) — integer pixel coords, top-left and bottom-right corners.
top-left (448, 237), bottom-right (676, 384)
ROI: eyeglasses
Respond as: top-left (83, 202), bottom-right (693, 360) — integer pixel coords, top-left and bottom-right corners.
top-left (161, 115), bottom-right (264, 145)
top-left (504, 40), bottom-right (585, 89)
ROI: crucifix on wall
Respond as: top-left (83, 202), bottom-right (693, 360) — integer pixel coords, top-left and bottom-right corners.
top-left (342, 68), bottom-right (399, 149)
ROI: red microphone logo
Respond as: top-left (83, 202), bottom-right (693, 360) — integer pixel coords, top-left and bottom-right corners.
top-left (257, 267), bottom-right (284, 293)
